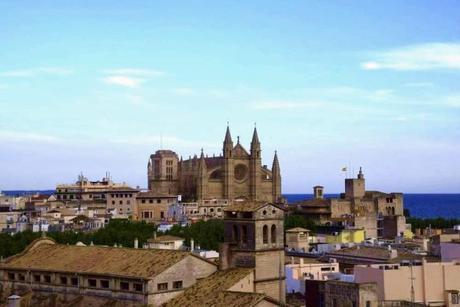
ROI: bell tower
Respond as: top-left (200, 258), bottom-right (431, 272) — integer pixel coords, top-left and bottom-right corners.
top-left (221, 202), bottom-right (286, 303)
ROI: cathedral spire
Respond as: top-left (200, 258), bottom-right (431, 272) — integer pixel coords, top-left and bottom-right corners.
top-left (251, 126), bottom-right (260, 146)
top-left (223, 124), bottom-right (233, 158)
top-left (224, 124), bottom-right (233, 145)
top-left (272, 150), bottom-right (280, 173)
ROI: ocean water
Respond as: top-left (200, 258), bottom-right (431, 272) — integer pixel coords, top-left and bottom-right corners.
top-left (2, 191), bottom-right (459, 219)
top-left (284, 194), bottom-right (460, 219)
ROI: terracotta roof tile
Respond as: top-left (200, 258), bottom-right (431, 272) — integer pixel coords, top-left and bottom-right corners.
top-left (1, 238), bottom-right (193, 279)
top-left (164, 268), bottom-right (263, 307)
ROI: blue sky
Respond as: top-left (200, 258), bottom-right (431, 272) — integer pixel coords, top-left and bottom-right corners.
top-left (0, 1), bottom-right (459, 193)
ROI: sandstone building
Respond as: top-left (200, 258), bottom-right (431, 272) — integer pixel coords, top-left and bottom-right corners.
top-left (0, 237), bottom-right (217, 306)
top-left (293, 168), bottom-right (407, 239)
top-left (147, 126), bottom-right (282, 204)
top-left (220, 201), bottom-right (286, 303)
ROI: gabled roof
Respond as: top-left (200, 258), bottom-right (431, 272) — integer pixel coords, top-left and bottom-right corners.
top-left (224, 201), bottom-right (284, 212)
top-left (164, 268), bottom-right (270, 307)
top-left (233, 143), bottom-right (250, 157)
top-left (0, 238), bottom-right (209, 279)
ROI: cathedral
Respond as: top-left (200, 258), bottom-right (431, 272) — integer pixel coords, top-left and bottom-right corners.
top-left (147, 126), bottom-right (282, 203)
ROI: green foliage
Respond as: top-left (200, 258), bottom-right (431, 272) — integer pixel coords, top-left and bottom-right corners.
top-left (408, 217), bottom-right (460, 230)
top-left (0, 231), bottom-right (41, 259)
top-left (166, 219), bottom-right (224, 251)
top-left (284, 214), bottom-right (317, 233)
top-left (0, 219), bottom-right (157, 258)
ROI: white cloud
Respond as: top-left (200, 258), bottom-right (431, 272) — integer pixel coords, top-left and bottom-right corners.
top-left (102, 68), bottom-right (164, 88)
top-left (361, 42), bottom-right (460, 71)
top-left (0, 131), bottom-right (60, 143)
top-left (252, 100), bottom-right (321, 110)
top-left (103, 76), bottom-right (145, 88)
top-left (103, 68), bottom-right (164, 77)
top-left (0, 67), bottom-right (73, 77)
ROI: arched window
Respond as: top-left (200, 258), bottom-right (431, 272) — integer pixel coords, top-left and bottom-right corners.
top-left (271, 225), bottom-right (277, 244)
top-left (263, 225), bottom-right (268, 244)
top-left (232, 225), bottom-right (239, 242)
top-left (242, 225), bottom-right (248, 243)
top-left (391, 207), bottom-right (395, 215)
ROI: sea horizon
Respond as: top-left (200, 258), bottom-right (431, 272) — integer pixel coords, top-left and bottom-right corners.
top-left (3, 190), bottom-right (459, 219)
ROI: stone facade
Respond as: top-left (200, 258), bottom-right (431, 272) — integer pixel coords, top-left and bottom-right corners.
top-left (220, 202), bottom-right (286, 303)
top-left (305, 279), bottom-right (379, 307)
top-left (294, 168), bottom-right (406, 239)
top-left (147, 127), bottom-right (282, 204)
top-left (0, 238), bottom-right (217, 307)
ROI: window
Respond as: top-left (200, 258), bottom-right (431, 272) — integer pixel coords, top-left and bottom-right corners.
top-left (127, 200), bottom-right (130, 205)
top-left (7, 272), bottom-right (15, 280)
top-left (71, 277), bottom-right (78, 286)
top-left (88, 279), bottom-right (97, 287)
top-left (60, 276), bottom-right (68, 285)
top-left (160, 211), bottom-right (164, 219)
top-left (43, 275), bottom-right (51, 283)
top-left (366, 301), bottom-right (371, 307)
top-left (112, 201), bottom-right (115, 205)
top-left (157, 282), bottom-right (168, 291)
top-left (242, 225), bottom-right (248, 243)
top-left (18, 274), bottom-right (25, 281)
top-left (149, 199), bottom-right (153, 204)
top-left (232, 225), bottom-right (239, 242)
top-left (157, 199), bottom-right (161, 204)
top-left (263, 225), bottom-right (268, 244)
top-left (173, 280), bottom-right (183, 289)
top-left (452, 293), bottom-right (459, 304)
top-left (120, 281), bottom-right (130, 290)
top-left (34, 274), bottom-right (41, 282)
top-left (271, 225), bottom-right (277, 243)
top-left (100, 280), bottom-right (109, 288)
top-left (142, 199), bottom-right (145, 204)
top-left (119, 200), bottom-right (123, 205)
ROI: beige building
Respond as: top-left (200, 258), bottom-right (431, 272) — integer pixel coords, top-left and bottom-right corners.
top-left (286, 227), bottom-right (310, 252)
top-left (220, 201), bottom-right (286, 303)
top-left (0, 237), bottom-right (217, 306)
top-left (294, 168), bottom-right (406, 239)
top-left (147, 126), bottom-right (282, 204)
top-left (144, 235), bottom-right (185, 250)
top-left (106, 187), bottom-right (139, 217)
top-left (286, 257), bottom-right (339, 294)
top-left (135, 191), bottom-right (173, 223)
top-left (355, 260), bottom-right (460, 306)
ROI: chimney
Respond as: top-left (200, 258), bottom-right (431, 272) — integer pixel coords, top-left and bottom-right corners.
top-left (191, 238), bottom-right (195, 252)
top-left (134, 238), bottom-right (139, 249)
top-left (313, 186), bottom-right (324, 199)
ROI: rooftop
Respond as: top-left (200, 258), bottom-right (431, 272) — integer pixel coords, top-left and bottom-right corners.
top-left (286, 227), bottom-right (310, 233)
top-left (164, 268), bottom-right (271, 307)
top-left (147, 235), bottom-right (184, 243)
top-left (224, 201), bottom-right (283, 212)
top-left (1, 238), bottom-right (203, 279)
